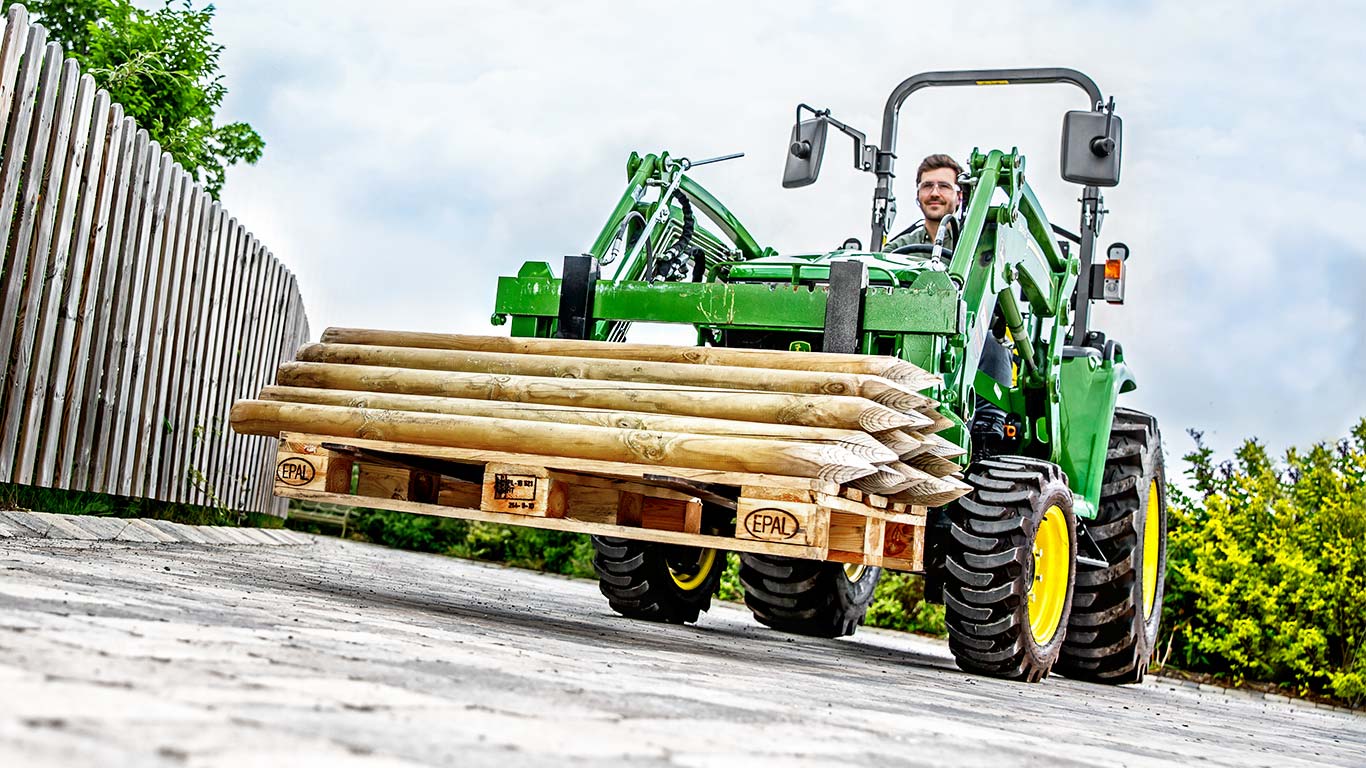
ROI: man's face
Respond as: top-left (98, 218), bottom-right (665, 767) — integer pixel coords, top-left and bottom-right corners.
top-left (917, 167), bottom-right (960, 223)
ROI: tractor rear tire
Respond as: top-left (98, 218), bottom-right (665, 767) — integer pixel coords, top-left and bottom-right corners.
top-left (591, 536), bottom-right (722, 624)
top-left (739, 555), bottom-right (881, 638)
top-left (1057, 408), bottom-right (1167, 684)
top-left (942, 456), bottom-right (1077, 682)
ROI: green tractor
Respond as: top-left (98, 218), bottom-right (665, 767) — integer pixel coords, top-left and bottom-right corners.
top-left (492, 68), bottom-right (1166, 684)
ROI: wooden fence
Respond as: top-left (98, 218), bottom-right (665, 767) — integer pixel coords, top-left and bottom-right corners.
top-left (0, 6), bottom-right (308, 516)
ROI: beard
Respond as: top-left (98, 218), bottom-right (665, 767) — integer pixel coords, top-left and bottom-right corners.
top-left (922, 202), bottom-right (953, 222)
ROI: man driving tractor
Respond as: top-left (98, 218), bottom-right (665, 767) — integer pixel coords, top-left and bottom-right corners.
top-left (885, 153), bottom-right (1010, 460)
top-left (883, 154), bottom-right (962, 253)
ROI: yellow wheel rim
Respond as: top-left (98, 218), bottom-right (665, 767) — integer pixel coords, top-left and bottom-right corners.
top-left (1027, 505), bottom-right (1070, 644)
top-left (1142, 479), bottom-right (1161, 618)
top-left (843, 563), bottom-right (867, 582)
top-left (668, 548), bottom-right (717, 591)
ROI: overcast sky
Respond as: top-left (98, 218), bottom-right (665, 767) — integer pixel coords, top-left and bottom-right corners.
top-left (209, 0), bottom-right (1365, 464)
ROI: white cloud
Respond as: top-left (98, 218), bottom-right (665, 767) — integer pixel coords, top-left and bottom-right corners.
top-left (212, 0), bottom-right (1366, 462)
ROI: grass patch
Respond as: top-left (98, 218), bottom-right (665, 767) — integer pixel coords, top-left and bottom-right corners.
top-left (0, 483), bottom-right (284, 529)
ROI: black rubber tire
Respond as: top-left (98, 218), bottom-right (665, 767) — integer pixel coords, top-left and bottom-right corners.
top-left (738, 555), bottom-right (882, 638)
top-left (591, 535), bottom-right (722, 624)
top-left (1057, 408), bottom-right (1167, 684)
top-left (942, 455), bottom-right (1077, 682)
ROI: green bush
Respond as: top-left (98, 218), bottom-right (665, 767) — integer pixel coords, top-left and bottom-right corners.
top-left (865, 571), bottom-right (946, 635)
top-left (1161, 420), bottom-right (1366, 705)
top-left (348, 509), bottom-right (595, 579)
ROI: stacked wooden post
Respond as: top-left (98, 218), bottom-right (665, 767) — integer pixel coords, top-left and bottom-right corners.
top-left (232, 329), bottom-right (970, 508)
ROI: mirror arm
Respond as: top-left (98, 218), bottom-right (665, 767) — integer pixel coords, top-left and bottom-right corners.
top-left (796, 104), bottom-right (878, 173)
top-left (1090, 97), bottom-right (1118, 157)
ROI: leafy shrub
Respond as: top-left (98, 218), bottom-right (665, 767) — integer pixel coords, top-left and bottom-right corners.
top-left (1161, 420), bottom-right (1366, 705)
top-left (348, 510), bottom-right (595, 579)
top-left (865, 571), bottom-right (946, 636)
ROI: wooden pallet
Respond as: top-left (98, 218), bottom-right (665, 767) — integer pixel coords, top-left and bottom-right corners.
top-left (272, 432), bottom-right (926, 570)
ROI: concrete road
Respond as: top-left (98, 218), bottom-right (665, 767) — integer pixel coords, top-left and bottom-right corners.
top-left (1, 530), bottom-right (1362, 767)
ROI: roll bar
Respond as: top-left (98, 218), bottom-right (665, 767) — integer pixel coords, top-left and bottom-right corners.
top-left (870, 67), bottom-right (1105, 248)
top-left (864, 68), bottom-right (1111, 344)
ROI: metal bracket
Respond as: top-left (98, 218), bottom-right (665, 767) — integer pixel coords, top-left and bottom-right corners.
top-left (1075, 520), bottom-right (1110, 568)
top-left (555, 254), bottom-right (599, 340)
top-left (823, 260), bottom-right (869, 354)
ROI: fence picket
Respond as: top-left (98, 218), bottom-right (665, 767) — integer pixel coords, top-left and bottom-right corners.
top-left (130, 167), bottom-right (187, 497)
top-left (18, 68), bottom-right (95, 484)
top-left (72, 112), bottom-right (132, 489)
top-left (184, 205), bottom-right (228, 503)
top-left (0, 40), bottom-right (59, 478)
top-left (240, 257), bottom-right (284, 510)
top-left (0, 23), bottom-right (46, 300)
top-left (44, 88), bottom-right (111, 487)
top-left (202, 221), bottom-right (246, 506)
top-left (158, 186), bottom-right (207, 500)
top-left (217, 235), bottom-right (262, 507)
top-left (0, 7), bottom-right (29, 133)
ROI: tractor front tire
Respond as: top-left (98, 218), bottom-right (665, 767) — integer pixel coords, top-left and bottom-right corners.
top-left (943, 456), bottom-right (1077, 682)
top-left (739, 555), bottom-right (881, 638)
top-left (591, 536), bottom-right (722, 624)
top-left (1057, 408), bottom-right (1167, 684)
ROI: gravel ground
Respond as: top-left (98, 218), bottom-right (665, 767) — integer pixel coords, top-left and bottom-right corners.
top-left (0, 514), bottom-right (1362, 767)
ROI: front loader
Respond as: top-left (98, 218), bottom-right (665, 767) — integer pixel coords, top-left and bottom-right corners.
top-left (490, 68), bottom-right (1168, 684)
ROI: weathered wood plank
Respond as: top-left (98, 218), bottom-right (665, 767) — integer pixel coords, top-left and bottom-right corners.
top-left (0, 29), bottom-right (48, 382)
top-left (186, 203), bottom-right (229, 502)
top-left (160, 188), bottom-right (209, 500)
top-left (189, 216), bottom-right (240, 506)
top-left (130, 167), bottom-right (188, 497)
top-left (0, 7), bottom-right (30, 134)
top-left (42, 87), bottom-right (110, 487)
top-left (236, 253), bottom-right (282, 511)
top-left (70, 112), bottom-right (133, 489)
top-left (89, 129), bottom-right (153, 490)
top-left (258, 269), bottom-right (297, 512)
top-left (179, 204), bottom-right (225, 501)
top-left (1, 56), bottom-right (78, 481)
top-left (220, 236), bottom-right (264, 510)
top-left (0, 41), bottom-right (59, 479)
top-left (110, 149), bottom-right (172, 496)
top-left (266, 283), bottom-right (306, 516)
top-left (251, 270), bottom-right (292, 513)
top-left (18, 69), bottom-right (95, 484)
top-left (206, 226), bottom-right (253, 506)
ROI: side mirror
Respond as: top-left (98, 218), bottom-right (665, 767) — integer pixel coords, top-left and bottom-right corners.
top-left (782, 117), bottom-right (828, 188)
top-left (1061, 110), bottom-right (1122, 187)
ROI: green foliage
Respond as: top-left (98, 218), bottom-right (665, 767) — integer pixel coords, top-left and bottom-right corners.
top-left (17, 0), bottom-right (263, 196)
top-left (716, 553), bottom-right (743, 601)
top-left (865, 571), bottom-right (946, 635)
top-left (1161, 420), bottom-right (1366, 706)
top-left (347, 508), bottom-right (596, 579)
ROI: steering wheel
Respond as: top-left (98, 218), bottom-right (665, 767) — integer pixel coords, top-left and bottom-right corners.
top-left (889, 242), bottom-right (955, 258)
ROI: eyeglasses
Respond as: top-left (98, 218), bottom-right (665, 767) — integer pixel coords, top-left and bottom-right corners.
top-left (918, 181), bottom-right (957, 194)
